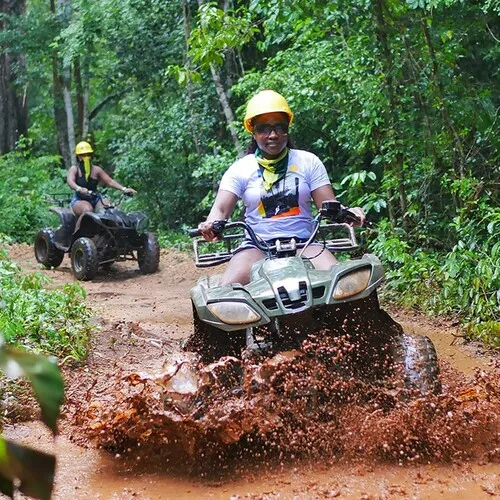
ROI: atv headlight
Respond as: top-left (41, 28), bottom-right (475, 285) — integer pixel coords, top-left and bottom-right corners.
top-left (207, 302), bottom-right (261, 325)
top-left (332, 268), bottom-right (371, 300)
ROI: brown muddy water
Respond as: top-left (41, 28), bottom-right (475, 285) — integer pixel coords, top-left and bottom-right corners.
top-left (4, 420), bottom-right (499, 499)
top-left (5, 325), bottom-right (499, 499)
top-left (3, 246), bottom-right (499, 498)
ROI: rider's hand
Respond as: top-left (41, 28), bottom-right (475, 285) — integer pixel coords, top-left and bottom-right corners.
top-left (198, 221), bottom-right (219, 242)
top-left (78, 187), bottom-right (89, 195)
top-left (348, 207), bottom-right (366, 227)
top-left (122, 187), bottom-right (137, 195)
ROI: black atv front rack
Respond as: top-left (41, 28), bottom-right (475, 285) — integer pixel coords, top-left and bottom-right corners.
top-left (45, 193), bottom-right (73, 207)
top-left (192, 223), bottom-right (359, 268)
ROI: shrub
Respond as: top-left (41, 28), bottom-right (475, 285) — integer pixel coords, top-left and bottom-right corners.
top-left (0, 251), bottom-right (93, 361)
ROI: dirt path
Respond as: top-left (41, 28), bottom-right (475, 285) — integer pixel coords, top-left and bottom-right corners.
top-left (4, 245), bottom-right (499, 499)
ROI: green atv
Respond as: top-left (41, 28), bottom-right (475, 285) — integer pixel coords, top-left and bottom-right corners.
top-left (185, 201), bottom-right (440, 395)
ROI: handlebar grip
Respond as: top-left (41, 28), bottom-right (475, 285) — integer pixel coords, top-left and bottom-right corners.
top-left (344, 209), bottom-right (361, 225)
top-left (188, 220), bottom-right (227, 239)
top-left (188, 228), bottom-right (202, 238)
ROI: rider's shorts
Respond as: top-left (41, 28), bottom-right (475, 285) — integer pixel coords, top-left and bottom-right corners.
top-left (70, 193), bottom-right (103, 210)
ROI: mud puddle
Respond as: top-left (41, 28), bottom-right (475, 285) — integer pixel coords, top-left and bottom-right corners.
top-left (4, 245), bottom-right (500, 498)
top-left (4, 420), bottom-right (498, 499)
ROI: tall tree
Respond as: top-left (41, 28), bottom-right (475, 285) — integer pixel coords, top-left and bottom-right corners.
top-left (195, 0), bottom-right (243, 157)
top-left (0, 0), bottom-right (28, 154)
top-left (58, 0), bottom-right (75, 165)
top-left (50, 0), bottom-right (71, 167)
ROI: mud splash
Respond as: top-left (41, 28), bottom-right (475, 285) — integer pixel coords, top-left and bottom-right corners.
top-left (74, 333), bottom-right (499, 473)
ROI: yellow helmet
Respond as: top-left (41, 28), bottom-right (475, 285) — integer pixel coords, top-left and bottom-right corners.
top-left (243, 90), bottom-right (294, 133)
top-left (75, 141), bottom-right (94, 155)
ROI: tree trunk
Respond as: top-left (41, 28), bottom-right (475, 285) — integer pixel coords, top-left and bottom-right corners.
top-left (421, 15), bottom-right (465, 181)
top-left (74, 55), bottom-right (90, 140)
top-left (50, 0), bottom-right (70, 167)
top-left (62, 62), bottom-right (76, 165)
top-left (182, 0), bottom-right (201, 156)
top-left (74, 58), bottom-right (83, 138)
top-left (57, 0), bottom-right (75, 165)
top-left (372, 0), bottom-right (408, 229)
top-left (196, 0), bottom-right (243, 157)
top-left (0, 0), bottom-right (28, 154)
top-left (209, 64), bottom-right (243, 157)
top-left (82, 58), bottom-right (90, 139)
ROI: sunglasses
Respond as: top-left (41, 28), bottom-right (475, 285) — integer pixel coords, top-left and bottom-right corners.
top-left (253, 122), bottom-right (289, 136)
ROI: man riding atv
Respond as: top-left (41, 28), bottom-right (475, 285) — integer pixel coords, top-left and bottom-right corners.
top-left (67, 141), bottom-right (136, 229)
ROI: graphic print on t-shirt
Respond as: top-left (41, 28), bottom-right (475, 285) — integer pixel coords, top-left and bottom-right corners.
top-left (257, 173), bottom-right (301, 219)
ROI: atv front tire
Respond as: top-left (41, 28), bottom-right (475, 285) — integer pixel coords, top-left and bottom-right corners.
top-left (71, 237), bottom-right (99, 281)
top-left (34, 228), bottom-right (64, 268)
top-left (138, 232), bottom-right (160, 274)
top-left (392, 334), bottom-right (441, 395)
top-left (183, 302), bottom-right (246, 364)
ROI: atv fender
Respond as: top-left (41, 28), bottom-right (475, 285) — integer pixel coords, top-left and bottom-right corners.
top-left (49, 206), bottom-right (77, 250)
top-left (71, 212), bottom-right (110, 243)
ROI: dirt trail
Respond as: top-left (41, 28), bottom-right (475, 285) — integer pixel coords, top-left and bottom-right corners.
top-left (4, 244), bottom-right (499, 499)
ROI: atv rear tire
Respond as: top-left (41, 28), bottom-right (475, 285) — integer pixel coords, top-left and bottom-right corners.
top-left (183, 302), bottom-right (246, 364)
top-left (71, 237), bottom-right (98, 281)
top-left (138, 232), bottom-right (160, 274)
top-left (34, 228), bottom-right (64, 268)
top-left (392, 334), bottom-right (441, 395)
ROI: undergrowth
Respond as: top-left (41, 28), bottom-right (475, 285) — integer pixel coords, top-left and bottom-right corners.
top-left (0, 248), bottom-right (93, 362)
top-left (371, 219), bottom-right (499, 349)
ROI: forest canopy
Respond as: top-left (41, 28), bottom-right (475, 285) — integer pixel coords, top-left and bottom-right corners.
top-left (0, 0), bottom-right (498, 345)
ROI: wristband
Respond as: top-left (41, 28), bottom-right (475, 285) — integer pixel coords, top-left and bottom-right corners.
top-left (121, 186), bottom-right (127, 192)
top-left (76, 186), bottom-right (82, 193)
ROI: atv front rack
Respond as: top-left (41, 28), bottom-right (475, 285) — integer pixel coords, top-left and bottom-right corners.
top-left (192, 223), bottom-right (359, 268)
top-left (45, 192), bottom-right (73, 207)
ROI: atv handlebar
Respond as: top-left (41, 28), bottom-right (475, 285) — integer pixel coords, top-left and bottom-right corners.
top-left (188, 201), bottom-right (365, 250)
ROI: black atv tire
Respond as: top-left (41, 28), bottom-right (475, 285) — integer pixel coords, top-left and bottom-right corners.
top-left (138, 232), bottom-right (160, 274)
top-left (183, 302), bottom-right (246, 364)
top-left (71, 237), bottom-right (99, 281)
top-left (392, 334), bottom-right (441, 395)
top-left (34, 228), bottom-right (65, 269)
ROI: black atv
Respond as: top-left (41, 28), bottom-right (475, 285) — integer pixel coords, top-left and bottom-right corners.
top-left (34, 191), bottom-right (160, 281)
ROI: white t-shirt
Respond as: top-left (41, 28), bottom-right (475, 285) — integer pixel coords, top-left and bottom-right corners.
top-left (219, 149), bottom-right (331, 240)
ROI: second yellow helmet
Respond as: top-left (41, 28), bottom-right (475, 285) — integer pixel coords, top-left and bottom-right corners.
top-left (75, 141), bottom-right (94, 155)
top-left (243, 90), bottom-right (294, 133)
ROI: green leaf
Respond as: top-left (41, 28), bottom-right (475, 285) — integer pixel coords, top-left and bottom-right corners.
top-left (0, 344), bottom-right (64, 434)
top-left (0, 437), bottom-right (55, 500)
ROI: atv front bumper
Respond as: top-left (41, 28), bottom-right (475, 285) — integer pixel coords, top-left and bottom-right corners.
top-left (191, 254), bottom-right (384, 332)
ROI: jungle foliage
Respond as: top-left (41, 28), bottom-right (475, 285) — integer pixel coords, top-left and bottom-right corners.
top-left (0, 0), bottom-right (498, 344)
top-left (0, 248), bottom-right (92, 361)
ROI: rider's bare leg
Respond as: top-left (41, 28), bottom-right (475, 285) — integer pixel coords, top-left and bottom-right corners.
top-left (220, 248), bottom-right (265, 286)
top-left (71, 200), bottom-right (93, 231)
top-left (301, 245), bottom-right (338, 269)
